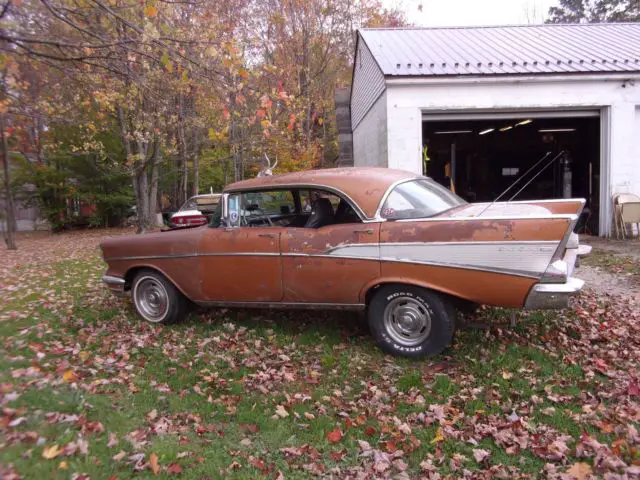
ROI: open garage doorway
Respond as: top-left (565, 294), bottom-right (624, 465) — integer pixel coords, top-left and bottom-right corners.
top-left (422, 111), bottom-right (601, 234)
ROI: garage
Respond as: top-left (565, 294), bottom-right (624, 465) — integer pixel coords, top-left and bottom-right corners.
top-left (349, 24), bottom-right (640, 236)
top-left (422, 111), bottom-right (601, 233)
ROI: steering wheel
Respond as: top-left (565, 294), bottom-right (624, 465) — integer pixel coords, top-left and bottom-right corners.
top-left (247, 208), bottom-right (273, 227)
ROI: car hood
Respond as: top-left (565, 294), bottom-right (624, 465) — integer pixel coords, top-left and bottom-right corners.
top-left (100, 228), bottom-right (204, 261)
top-left (439, 202), bottom-right (555, 218)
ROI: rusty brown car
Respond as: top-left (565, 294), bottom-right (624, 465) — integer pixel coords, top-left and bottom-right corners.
top-left (100, 167), bottom-right (590, 358)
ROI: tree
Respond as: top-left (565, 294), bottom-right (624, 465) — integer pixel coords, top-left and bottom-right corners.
top-left (1, 113), bottom-right (16, 249)
top-left (547, 0), bottom-right (640, 23)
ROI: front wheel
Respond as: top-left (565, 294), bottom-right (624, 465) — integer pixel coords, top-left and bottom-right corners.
top-left (132, 270), bottom-right (188, 324)
top-left (368, 285), bottom-right (455, 358)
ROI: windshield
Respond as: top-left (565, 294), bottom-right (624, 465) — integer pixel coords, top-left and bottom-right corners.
top-left (180, 195), bottom-right (220, 213)
top-left (380, 179), bottom-right (466, 220)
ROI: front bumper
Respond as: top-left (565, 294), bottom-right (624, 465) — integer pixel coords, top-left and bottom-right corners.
top-left (103, 275), bottom-right (126, 297)
top-left (524, 241), bottom-right (592, 310)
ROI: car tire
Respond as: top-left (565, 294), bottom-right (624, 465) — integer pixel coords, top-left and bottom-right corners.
top-left (132, 270), bottom-right (188, 324)
top-left (368, 285), bottom-right (455, 358)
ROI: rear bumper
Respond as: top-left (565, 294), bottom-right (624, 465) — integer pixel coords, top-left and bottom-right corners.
top-left (524, 276), bottom-right (584, 309)
top-left (524, 240), bottom-right (591, 310)
top-left (103, 275), bottom-right (126, 297)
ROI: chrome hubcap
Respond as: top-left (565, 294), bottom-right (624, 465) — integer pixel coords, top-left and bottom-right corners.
top-left (383, 296), bottom-right (431, 346)
top-left (134, 277), bottom-right (169, 322)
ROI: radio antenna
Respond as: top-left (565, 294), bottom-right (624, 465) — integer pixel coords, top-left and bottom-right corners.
top-left (508, 150), bottom-right (565, 201)
top-left (476, 151), bottom-right (552, 217)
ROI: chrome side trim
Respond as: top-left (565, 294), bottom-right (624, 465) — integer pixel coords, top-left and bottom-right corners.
top-left (106, 253), bottom-right (198, 261)
top-left (106, 252), bottom-right (280, 261)
top-left (324, 241), bottom-right (558, 278)
top-left (379, 257), bottom-right (541, 279)
top-left (395, 213), bottom-right (579, 223)
top-left (507, 198), bottom-right (587, 205)
top-left (326, 240), bottom-right (559, 251)
top-left (103, 275), bottom-right (125, 285)
top-left (193, 300), bottom-right (365, 311)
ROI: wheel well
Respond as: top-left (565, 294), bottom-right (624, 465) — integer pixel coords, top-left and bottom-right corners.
top-left (124, 267), bottom-right (154, 291)
top-left (364, 281), bottom-right (466, 309)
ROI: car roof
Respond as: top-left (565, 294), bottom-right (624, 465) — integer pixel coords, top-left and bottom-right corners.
top-left (224, 167), bottom-right (419, 219)
top-left (189, 193), bottom-right (221, 199)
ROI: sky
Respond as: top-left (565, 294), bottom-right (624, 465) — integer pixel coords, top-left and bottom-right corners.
top-left (389, 0), bottom-right (560, 27)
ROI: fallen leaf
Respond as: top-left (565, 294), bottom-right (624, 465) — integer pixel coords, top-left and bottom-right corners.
top-left (430, 426), bottom-right (444, 444)
top-left (42, 445), bottom-right (62, 459)
top-left (63, 370), bottom-right (77, 383)
top-left (58, 460), bottom-right (68, 470)
top-left (473, 448), bottom-right (491, 463)
top-left (167, 463), bottom-right (183, 474)
top-left (327, 427), bottom-right (343, 443)
top-left (274, 405), bottom-right (289, 418)
top-left (149, 452), bottom-right (160, 475)
top-left (566, 461), bottom-right (593, 480)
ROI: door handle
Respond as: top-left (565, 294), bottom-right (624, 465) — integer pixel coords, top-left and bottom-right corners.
top-left (353, 228), bottom-right (373, 234)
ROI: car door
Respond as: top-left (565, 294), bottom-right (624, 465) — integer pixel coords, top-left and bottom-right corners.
top-left (199, 226), bottom-right (283, 302)
top-left (198, 190), bottom-right (293, 303)
top-left (281, 195), bottom-right (380, 305)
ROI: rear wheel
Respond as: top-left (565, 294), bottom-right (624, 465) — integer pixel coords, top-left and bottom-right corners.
top-left (368, 285), bottom-right (455, 358)
top-left (132, 270), bottom-right (188, 324)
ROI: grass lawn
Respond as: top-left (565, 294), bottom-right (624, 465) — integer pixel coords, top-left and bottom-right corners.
top-left (0, 230), bottom-right (638, 479)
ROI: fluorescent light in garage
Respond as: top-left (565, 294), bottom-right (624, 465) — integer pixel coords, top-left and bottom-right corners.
top-left (434, 130), bottom-right (472, 134)
top-left (516, 119), bottom-right (533, 126)
top-left (539, 128), bottom-right (576, 133)
top-left (499, 126), bottom-right (513, 132)
top-left (479, 128), bottom-right (495, 135)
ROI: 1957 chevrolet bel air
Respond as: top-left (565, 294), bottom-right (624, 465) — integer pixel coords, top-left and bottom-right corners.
top-left (100, 167), bottom-right (591, 358)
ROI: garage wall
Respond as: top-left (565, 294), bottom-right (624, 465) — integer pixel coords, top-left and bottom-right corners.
top-left (353, 91), bottom-right (388, 167)
top-left (351, 37), bottom-right (386, 130)
top-left (383, 76), bottom-right (640, 235)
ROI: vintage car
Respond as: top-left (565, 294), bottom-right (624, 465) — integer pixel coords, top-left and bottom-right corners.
top-left (101, 167), bottom-right (590, 358)
top-left (167, 193), bottom-right (222, 229)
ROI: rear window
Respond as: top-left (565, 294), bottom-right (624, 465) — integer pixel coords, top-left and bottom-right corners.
top-left (380, 179), bottom-right (466, 220)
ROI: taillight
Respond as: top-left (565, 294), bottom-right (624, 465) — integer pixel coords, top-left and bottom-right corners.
top-left (182, 215), bottom-right (207, 226)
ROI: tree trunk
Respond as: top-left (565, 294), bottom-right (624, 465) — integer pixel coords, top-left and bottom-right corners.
top-left (1, 114), bottom-right (17, 250)
top-left (192, 129), bottom-right (199, 195)
top-left (193, 150), bottom-right (200, 195)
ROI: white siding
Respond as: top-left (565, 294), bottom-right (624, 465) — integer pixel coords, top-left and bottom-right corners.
top-left (351, 36), bottom-right (386, 130)
top-left (353, 91), bottom-right (387, 167)
top-left (383, 75), bottom-right (640, 235)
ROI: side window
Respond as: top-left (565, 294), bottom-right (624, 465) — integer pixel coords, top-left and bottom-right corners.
top-left (300, 189), bottom-right (362, 226)
top-left (227, 190), bottom-right (295, 227)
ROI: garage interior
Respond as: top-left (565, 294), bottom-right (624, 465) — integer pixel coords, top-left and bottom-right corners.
top-left (422, 113), bottom-right (601, 234)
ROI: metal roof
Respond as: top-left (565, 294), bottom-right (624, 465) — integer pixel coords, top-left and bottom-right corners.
top-left (359, 23), bottom-right (640, 77)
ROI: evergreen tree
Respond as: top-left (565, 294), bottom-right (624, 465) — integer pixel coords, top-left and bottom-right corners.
top-left (547, 0), bottom-right (640, 23)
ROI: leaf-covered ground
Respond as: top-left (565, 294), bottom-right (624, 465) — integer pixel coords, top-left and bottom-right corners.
top-left (0, 230), bottom-right (638, 479)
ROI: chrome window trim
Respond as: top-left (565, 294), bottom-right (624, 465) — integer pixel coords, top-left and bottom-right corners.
top-left (373, 177), bottom-right (422, 221)
top-left (222, 183), bottom-right (369, 222)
